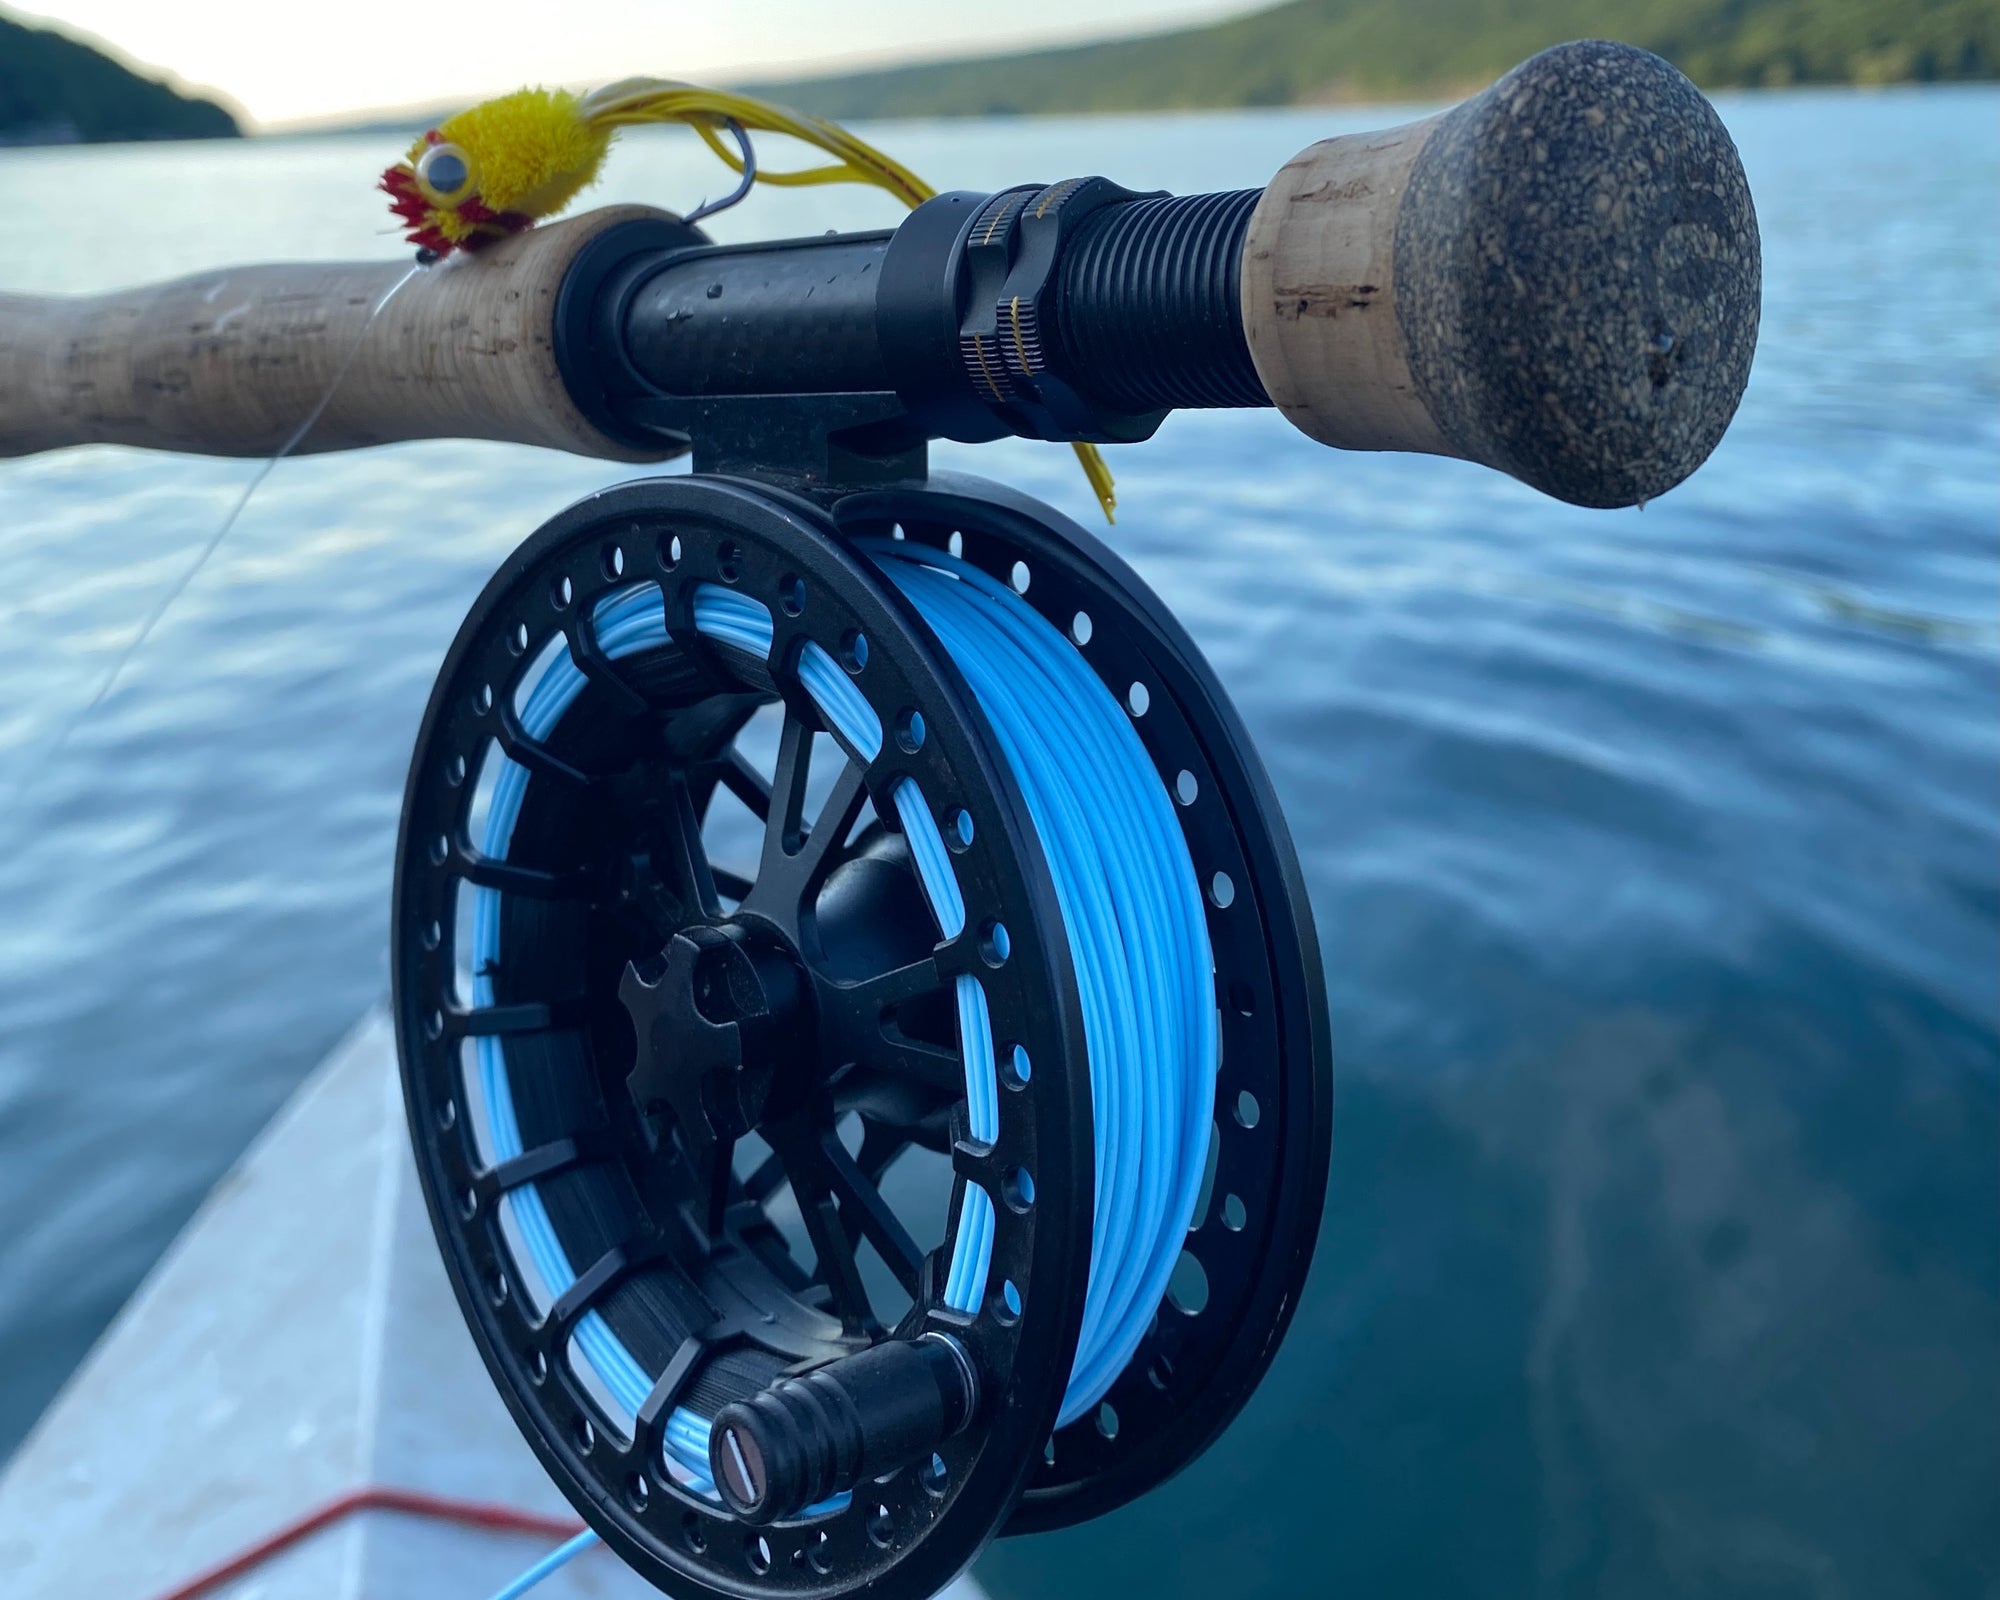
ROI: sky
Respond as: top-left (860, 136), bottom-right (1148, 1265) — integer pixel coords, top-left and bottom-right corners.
top-left (12, 0), bottom-right (1257, 129)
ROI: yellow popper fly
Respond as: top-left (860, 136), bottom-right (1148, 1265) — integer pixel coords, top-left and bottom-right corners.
top-left (379, 79), bottom-right (1117, 520)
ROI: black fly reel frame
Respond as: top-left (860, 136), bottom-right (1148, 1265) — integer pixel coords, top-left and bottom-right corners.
top-left (377, 43), bottom-right (1760, 1600)
top-left (396, 468), bottom-right (1329, 1597)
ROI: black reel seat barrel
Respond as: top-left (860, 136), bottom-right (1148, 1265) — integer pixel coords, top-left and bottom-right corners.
top-left (562, 177), bottom-right (1269, 471)
top-left (552, 41), bottom-right (1758, 509)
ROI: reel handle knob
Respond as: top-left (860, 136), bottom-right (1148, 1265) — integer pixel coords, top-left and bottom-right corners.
top-left (709, 1333), bottom-right (978, 1526)
top-left (1239, 39), bottom-right (1760, 508)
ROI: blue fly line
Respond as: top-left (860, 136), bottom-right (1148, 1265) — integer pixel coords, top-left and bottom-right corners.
top-left (469, 541), bottom-right (1215, 1500)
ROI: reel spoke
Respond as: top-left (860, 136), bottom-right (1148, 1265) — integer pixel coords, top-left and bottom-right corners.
top-left (824, 953), bottom-right (959, 1091)
top-left (636, 1332), bottom-right (713, 1454)
top-left (839, 953), bottom-right (945, 1014)
top-left (817, 1132), bottom-right (926, 1295)
top-left (843, 1026), bottom-right (962, 1094)
top-left (798, 1190), bottom-right (880, 1338)
top-left (741, 1147), bottom-right (788, 1204)
top-left (547, 1236), bottom-right (659, 1334)
top-left (657, 771), bottom-right (723, 923)
top-left (449, 999), bottom-right (556, 1039)
top-left (495, 700), bottom-right (596, 788)
top-left (563, 611), bottom-right (650, 718)
top-left (831, 1065), bottom-right (952, 1138)
top-left (472, 1130), bottom-right (610, 1208)
top-left (748, 718), bottom-right (870, 916)
top-left (454, 847), bottom-right (589, 900)
top-left (716, 744), bottom-right (774, 820)
top-left (761, 711), bottom-right (813, 866)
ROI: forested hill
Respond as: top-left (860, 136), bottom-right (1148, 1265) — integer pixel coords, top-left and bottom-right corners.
top-left (744, 0), bottom-right (1998, 119)
top-left (0, 11), bottom-right (239, 144)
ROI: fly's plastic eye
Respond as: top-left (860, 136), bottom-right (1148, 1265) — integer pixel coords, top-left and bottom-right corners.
top-left (415, 142), bottom-right (474, 203)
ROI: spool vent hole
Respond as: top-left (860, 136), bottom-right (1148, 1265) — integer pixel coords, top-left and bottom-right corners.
top-left (1004, 1165), bottom-right (1036, 1212)
top-left (1004, 1044), bottom-right (1032, 1088)
top-left (1168, 1250), bottom-right (1210, 1315)
top-left (920, 1453), bottom-right (948, 1496)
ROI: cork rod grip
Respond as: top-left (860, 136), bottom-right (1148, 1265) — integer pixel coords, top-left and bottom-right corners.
top-left (1239, 41), bottom-right (1761, 508)
top-left (0, 206), bottom-right (680, 463)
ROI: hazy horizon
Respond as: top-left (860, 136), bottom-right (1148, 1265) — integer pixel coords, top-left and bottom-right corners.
top-left (2, 0), bottom-right (1260, 130)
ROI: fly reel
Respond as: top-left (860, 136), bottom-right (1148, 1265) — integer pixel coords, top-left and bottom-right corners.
top-left (392, 471), bottom-right (1331, 1597)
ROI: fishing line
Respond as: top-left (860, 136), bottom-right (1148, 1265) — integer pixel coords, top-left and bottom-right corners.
top-left (469, 544), bottom-right (1215, 1493)
top-left (484, 1527), bottom-right (600, 1600)
top-left (0, 260), bottom-right (423, 823)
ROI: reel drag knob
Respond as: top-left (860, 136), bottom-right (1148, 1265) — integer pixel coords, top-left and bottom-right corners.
top-left (709, 1333), bottom-right (980, 1525)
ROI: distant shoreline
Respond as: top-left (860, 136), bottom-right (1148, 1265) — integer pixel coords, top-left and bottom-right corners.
top-left (3, 78), bottom-right (1985, 152)
top-left (254, 75), bottom-right (1995, 144)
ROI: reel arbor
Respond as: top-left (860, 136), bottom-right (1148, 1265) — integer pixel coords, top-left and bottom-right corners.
top-left (392, 475), bottom-right (1331, 1595)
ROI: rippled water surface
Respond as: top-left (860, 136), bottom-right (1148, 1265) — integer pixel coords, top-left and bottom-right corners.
top-left (1, 88), bottom-right (1994, 1597)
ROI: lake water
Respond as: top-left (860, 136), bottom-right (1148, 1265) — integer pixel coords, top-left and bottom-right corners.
top-left (1, 87), bottom-right (1994, 1598)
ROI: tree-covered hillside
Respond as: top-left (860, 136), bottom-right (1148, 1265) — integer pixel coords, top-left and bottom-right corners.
top-left (0, 11), bottom-right (239, 144)
top-left (745, 0), bottom-right (1998, 119)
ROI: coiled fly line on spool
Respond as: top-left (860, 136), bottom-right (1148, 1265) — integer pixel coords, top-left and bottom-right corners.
top-left (468, 548), bottom-right (1216, 1501)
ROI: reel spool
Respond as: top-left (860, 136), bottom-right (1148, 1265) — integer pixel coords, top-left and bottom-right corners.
top-left (392, 472), bottom-right (1331, 1595)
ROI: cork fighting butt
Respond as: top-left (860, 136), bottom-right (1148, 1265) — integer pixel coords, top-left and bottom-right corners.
top-left (1241, 40), bottom-right (1761, 509)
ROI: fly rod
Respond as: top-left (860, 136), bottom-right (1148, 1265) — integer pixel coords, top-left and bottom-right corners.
top-left (0, 39), bottom-right (1756, 512)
